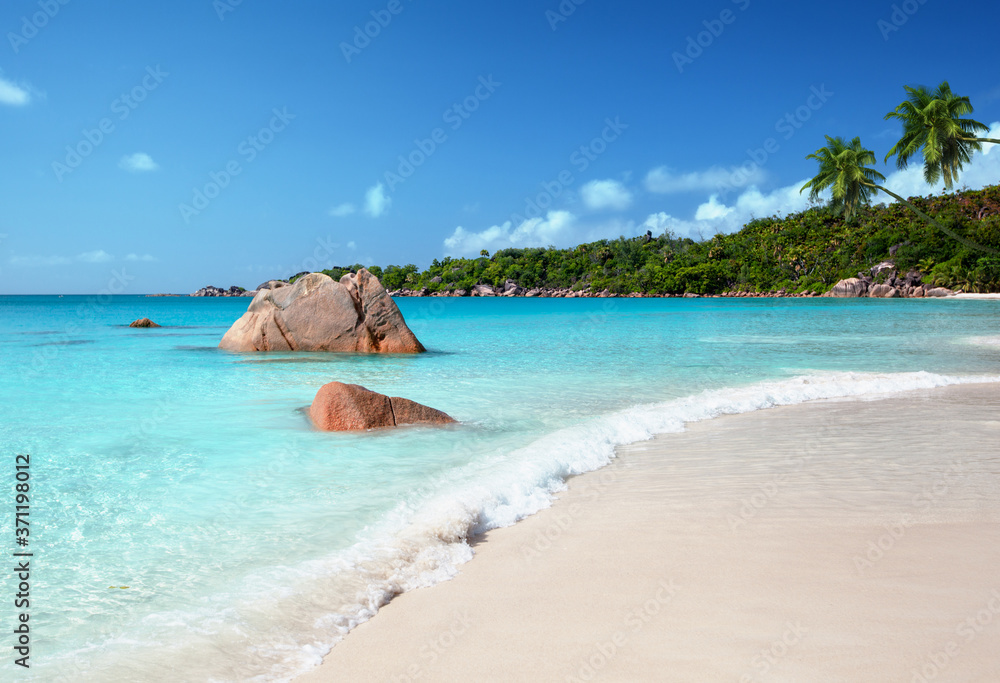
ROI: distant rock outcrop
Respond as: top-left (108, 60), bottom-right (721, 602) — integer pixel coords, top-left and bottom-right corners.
top-left (191, 285), bottom-right (247, 297)
top-left (219, 269), bottom-right (425, 353)
top-left (129, 318), bottom-right (161, 328)
top-left (309, 382), bottom-right (456, 431)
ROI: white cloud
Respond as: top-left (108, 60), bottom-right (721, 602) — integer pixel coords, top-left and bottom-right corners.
top-left (0, 76), bottom-right (30, 106)
top-left (364, 183), bottom-right (391, 217)
top-left (125, 253), bottom-right (156, 262)
top-left (328, 203), bottom-right (356, 217)
top-left (580, 179), bottom-right (633, 211)
top-left (347, 241), bottom-right (357, 250)
top-left (9, 250), bottom-right (114, 267)
top-left (644, 165), bottom-right (767, 194)
top-left (76, 250), bottom-right (114, 263)
top-left (636, 181), bottom-right (820, 242)
top-left (119, 153), bottom-right (159, 173)
top-left (444, 211), bottom-right (578, 256)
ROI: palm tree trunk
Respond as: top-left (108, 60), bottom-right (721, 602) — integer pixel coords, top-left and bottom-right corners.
top-left (960, 137), bottom-right (1000, 145)
top-left (864, 182), bottom-right (998, 256)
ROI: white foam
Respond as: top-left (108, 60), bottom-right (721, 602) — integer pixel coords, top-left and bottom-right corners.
top-left (264, 370), bottom-right (998, 680)
top-left (966, 336), bottom-right (1000, 347)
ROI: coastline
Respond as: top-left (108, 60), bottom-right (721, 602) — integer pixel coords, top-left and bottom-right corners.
top-left (296, 381), bottom-right (1000, 682)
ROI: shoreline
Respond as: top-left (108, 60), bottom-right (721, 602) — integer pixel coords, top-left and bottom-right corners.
top-left (296, 381), bottom-right (1000, 682)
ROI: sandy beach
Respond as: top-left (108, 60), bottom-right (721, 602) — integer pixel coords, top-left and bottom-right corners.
top-left (298, 382), bottom-right (1000, 682)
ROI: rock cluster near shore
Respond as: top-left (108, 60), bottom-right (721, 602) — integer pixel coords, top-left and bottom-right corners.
top-left (219, 269), bottom-right (425, 353)
top-left (309, 382), bottom-right (456, 432)
top-left (822, 262), bottom-right (955, 298)
top-left (387, 281), bottom-right (822, 299)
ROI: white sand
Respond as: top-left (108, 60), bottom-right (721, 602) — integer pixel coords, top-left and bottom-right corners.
top-left (297, 383), bottom-right (1000, 682)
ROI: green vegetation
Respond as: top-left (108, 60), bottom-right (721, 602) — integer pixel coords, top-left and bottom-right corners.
top-left (298, 184), bottom-right (1000, 296)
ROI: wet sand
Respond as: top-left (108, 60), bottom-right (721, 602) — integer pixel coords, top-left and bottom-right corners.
top-left (297, 382), bottom-right (1000, 682)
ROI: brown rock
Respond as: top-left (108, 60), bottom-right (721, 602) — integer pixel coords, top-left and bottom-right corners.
top-left (309, 382), bottom-right (456, 432)
top-left (925, 287), bottom-right (956, 298)
top-left (129, 318), bottom-right (161, 328)
top-left (868, 284), bottom-right (900, 298)
top-left (219, 270), bottom-right (425, 353)
top-left (309, 382), bottom-right (395, 431)
top-left (388, 396), bottom-right (456, 427)
top-left (822, 278), bottom-right (868, 298)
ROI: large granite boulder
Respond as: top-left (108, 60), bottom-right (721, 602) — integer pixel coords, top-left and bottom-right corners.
top-left (219, 270), bottom-right (425, 353)
top-left (822, 278), bottom-right (868, 298)
top-left (925, 287), bottom-right (956, 298)
top-left (129, 318), bottom-right (161, 328)
top-left (309, 382), bottom-right (456, 431)
top-left (868, 283), bottom-right (900, 298)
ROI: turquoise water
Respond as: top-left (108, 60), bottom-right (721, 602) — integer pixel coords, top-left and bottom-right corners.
top-left (1, 295), bottom-right (999, 681)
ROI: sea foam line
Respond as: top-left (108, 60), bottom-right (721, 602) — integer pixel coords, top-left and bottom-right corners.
top-left (273, 370), bottom-right (1000, 681)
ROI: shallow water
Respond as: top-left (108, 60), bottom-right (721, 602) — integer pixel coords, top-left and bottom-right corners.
top-left (1, 295), bottom-right (998, 681)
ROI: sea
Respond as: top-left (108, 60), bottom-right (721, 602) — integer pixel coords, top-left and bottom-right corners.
top-left (1, 294), bottom-right (998, 681)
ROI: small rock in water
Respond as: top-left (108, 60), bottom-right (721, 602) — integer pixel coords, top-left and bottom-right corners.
top-left (309, 382), bottom-right (456, 431)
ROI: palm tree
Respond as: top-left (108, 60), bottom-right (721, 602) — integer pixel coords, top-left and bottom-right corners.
top-left (801, 136), bottom-right (996, 255)
top-left (884, 81), bottom-right (999, 189)
top-left (801, 136), bottom-right (885, 221)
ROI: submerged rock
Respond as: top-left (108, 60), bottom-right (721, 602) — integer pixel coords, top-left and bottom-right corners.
top-left (219, 269), bottom-right (425, 353)
top-left (129, 318), bottom-right (161, 328)
top-left (309, 382), bottom-right (456, 432)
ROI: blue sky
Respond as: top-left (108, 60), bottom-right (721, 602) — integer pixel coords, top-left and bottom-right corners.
top-left (2, 0), bottom-right (999, 294)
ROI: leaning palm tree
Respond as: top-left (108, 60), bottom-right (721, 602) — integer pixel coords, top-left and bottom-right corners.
top-left (884, 81), bottom-right (1000, 189)
top-left (801, 135), bottom-right (996, 255)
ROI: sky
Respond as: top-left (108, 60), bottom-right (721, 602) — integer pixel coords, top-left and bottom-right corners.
top-left (1, 1), bottom-right (999, 294)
